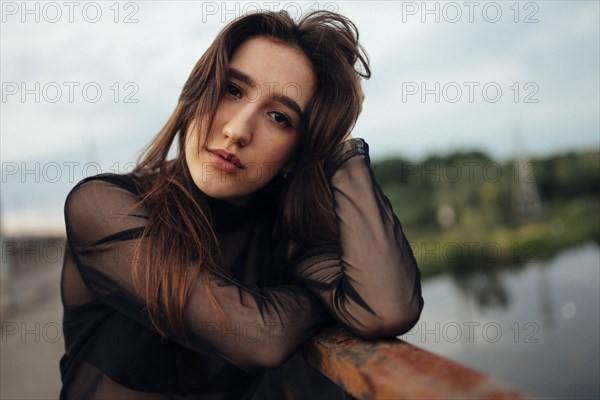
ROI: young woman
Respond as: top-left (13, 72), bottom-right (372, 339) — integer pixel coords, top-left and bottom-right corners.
top-left (59, 9), bottom-right (424, 400)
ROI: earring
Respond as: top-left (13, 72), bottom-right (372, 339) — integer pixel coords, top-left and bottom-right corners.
top-left (282, 168), bottom-right (291, 179)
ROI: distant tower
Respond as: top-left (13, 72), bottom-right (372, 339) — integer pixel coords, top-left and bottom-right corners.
top-left (512, 122), bottom-right (543, 220)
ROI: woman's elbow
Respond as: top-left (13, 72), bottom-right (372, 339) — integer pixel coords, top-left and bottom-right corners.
top-left (233, 337), bottom-right (294, 370)
top-left (355, 296), bottom-right (424, 340)
top-left (243, 347), bottom-right (292, 370)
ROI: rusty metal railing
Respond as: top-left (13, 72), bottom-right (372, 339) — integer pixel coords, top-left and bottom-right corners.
top-left (300, 325), bottom-right (525, 400)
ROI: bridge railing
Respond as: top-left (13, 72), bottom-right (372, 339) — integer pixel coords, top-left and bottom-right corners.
top-left (299, 325), bottom-right (525, 400)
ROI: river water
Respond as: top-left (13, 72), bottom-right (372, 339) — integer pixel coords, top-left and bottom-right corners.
top-left (400, 243), bottom-right (600, 399)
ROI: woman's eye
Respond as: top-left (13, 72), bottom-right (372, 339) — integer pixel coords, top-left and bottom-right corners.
top-left (268, 111), bottom-right (293, 129)
top-left (227, 84), bottom-right (242, 98)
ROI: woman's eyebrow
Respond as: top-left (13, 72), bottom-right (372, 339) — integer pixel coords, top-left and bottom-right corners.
top-left (228, 67), bottom-right (304, 120)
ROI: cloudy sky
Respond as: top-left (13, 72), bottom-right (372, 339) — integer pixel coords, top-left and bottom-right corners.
top-left (1, 1), bottom-right (599, 234)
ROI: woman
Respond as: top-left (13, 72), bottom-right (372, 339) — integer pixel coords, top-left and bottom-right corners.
top-left (60, 9), bottom-right (424, 400)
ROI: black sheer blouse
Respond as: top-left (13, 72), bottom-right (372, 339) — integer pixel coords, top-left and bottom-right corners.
top-left (59, 138), bottom-right (424, 399)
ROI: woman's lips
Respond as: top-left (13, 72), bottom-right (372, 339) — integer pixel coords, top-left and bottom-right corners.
top-left (206, 149), bottom-right (244, 173)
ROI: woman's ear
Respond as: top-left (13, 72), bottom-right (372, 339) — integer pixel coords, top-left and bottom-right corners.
top-left (281, 163), bottom-right (294, 179)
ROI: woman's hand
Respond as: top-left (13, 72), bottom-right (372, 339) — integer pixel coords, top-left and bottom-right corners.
top-left (355, 75), bottom-right (365, 118)
top-left (343, 75), bottom-right (365, 142)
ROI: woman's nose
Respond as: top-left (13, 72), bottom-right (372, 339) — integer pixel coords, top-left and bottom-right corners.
top-left (222, 105), bottom-right (253, 147)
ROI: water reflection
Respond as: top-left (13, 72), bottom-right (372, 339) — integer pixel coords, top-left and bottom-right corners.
top-left (453, 269), bottom-right (510, 309)
top-left (401, 243), bottom-right (600, 399)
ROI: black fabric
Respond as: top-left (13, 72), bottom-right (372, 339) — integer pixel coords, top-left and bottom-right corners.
top-left (59, 138), bottom-right (423, 399)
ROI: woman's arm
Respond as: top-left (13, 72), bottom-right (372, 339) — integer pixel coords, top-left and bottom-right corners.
top-left (64, 175), bottom-right (330, 371)
top-left (290, 138), bottom-right (424, 340)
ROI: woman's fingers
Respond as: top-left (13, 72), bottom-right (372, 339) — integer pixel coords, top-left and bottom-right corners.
top-left (355, 75), bottom-right (365, 118)
top-left (343, 76), bottom-right (364, 141)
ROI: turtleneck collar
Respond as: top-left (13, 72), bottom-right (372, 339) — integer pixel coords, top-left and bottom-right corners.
top-left (180, 160), bottom-right (287, 233)
top-left (204, 194), bottom-right (258, 233)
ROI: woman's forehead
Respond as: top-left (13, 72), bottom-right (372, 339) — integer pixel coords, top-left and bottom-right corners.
top-left (229, 36), bottom-right (316, 111)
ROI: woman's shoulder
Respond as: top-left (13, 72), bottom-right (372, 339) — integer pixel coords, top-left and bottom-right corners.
top-left (65, 171), bottom-right (144, 218)
top-left (69, 171), bottom-right (143, 197)
top-left (64, 171), bottom-right (150, 244)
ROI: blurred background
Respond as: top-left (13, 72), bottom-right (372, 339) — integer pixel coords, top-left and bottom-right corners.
top-left (1, 1), bottom-right (598, 399)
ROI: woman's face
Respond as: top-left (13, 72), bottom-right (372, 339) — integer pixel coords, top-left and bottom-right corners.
top-left (185, 36), bottom-right (316, 205)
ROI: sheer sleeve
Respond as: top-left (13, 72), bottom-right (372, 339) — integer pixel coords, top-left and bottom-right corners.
top-left (64, 174), bottom-right (330, 371)
top-left (290, 138), bottom-right (424, 340)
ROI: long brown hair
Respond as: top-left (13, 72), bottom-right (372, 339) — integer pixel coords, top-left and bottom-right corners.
top-left (130, 10), bottom-right (370, 336)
